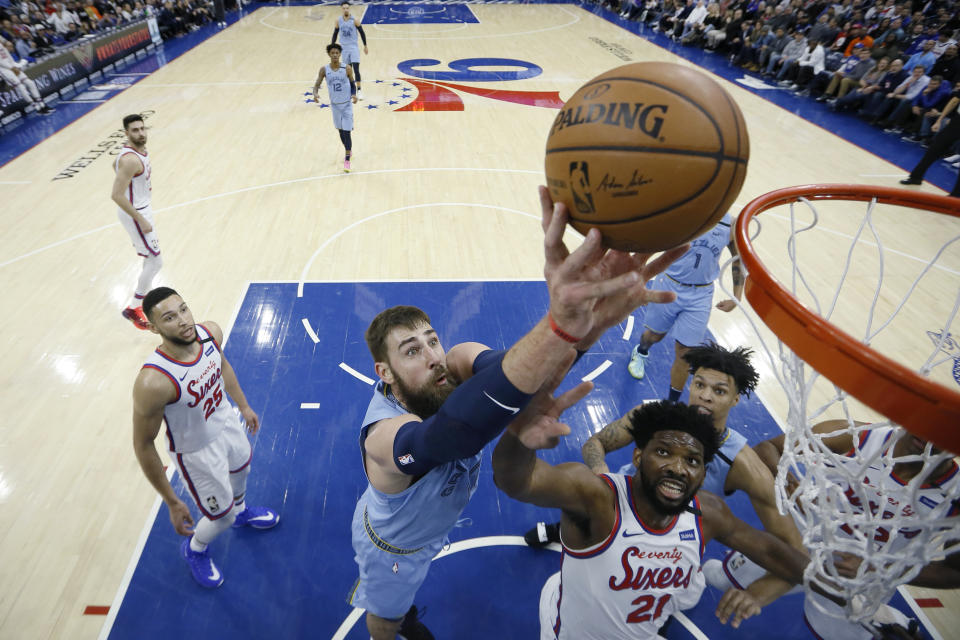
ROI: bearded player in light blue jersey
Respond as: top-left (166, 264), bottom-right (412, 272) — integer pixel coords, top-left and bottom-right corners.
top-left (332, 1), bottom-right (368, 99)
top-left (346, 187), bottom-right (689, 640)
top-left (627, 213), bottom-right (744, 400)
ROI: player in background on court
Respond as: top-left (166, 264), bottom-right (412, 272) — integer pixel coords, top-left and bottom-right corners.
top-left (706, 420), bottom-right (960, 639)
top-left (314, 43), bottom-right (358, 173)
top-left (132, 287), bottom-right (279, 588)
top-left (493, 397), bottom-right (813, 639)
top-left (112, 114), bottom-right (161, 330)
top-left (331, 1), bottom-right (367, 99)
top-left (627, 213), bottom-right (743, 400)
top-left (347, 186), bottom-right (689, 640)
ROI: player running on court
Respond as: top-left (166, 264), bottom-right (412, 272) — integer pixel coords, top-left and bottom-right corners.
top-left (331, 1), bottom-right (368, 99)
top-left (313, 43), bottom-right (358, 173)
top-left (627, 213), bottom-right (743, 401)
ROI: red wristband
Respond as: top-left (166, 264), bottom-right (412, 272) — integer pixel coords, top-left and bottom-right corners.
top-left (549, 312), bottom-right (582, 344)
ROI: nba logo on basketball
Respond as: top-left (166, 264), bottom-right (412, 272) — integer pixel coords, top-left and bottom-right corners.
top-left (569, 162), bottom-right (596, 215)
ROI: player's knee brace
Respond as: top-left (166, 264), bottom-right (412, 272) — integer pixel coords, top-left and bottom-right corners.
top-left (392, 351), bottom-right (533, 475)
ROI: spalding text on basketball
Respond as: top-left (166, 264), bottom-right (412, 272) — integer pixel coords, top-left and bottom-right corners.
top-left (550, 103), bottom-right (669, 139)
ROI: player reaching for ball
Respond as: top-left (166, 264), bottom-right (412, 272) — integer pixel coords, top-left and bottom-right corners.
top-left (627, 214), bottom-right (743, 399)
top-left (313, 43), bottom-right (357, 173)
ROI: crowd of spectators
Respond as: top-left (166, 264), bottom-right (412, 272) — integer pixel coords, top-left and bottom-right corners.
top-left (593, 0), bottom-right (960, 157)
top-left (0, 0), bottom-right (230, 66)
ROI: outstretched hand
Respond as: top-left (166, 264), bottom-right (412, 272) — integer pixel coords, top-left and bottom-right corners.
top-left (715, 587), bottom-right (762, 629)
top-left (539, 186), bottom-right (689, 345)
top-left (510, 351), bottom-right (593, 450)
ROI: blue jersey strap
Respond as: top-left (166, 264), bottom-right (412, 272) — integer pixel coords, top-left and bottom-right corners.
top-left (392, 351), bottom-right (532, 475)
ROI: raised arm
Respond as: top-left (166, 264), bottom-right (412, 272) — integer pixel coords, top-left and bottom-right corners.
top-left (700, 490), bottom-right (810, 628)
top-left (716, 226), bottom-right (743, 312)
top-left (493, 368), bottom-right (617, 543)
top-left (753, 418), bottom-right (859, 477)
top-left (580, 408), bottom-right (638, 474)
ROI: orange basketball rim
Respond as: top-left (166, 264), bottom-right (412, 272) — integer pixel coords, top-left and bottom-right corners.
top-left (735, 184), bottom-right (960, 452)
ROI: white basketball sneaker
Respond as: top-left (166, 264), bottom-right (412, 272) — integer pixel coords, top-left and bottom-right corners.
top-left (702, 558), bottom-right (734, 592)
top-left (627, 345), bottom-right (649, 379)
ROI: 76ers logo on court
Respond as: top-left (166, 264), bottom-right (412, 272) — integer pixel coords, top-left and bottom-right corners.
top-left (395, 58), bottom-right (564, 112)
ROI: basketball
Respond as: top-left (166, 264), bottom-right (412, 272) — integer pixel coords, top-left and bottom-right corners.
top-left (545, 62), bottom-right (749, 253)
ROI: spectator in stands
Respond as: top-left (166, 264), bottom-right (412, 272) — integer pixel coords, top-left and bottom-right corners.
top-left (767, 4), bottom-right (795, 33)
top-left (904, 37), bottom-right (938, 73)
top-left (0, 36), bottom-right (52, 114)
top-left (779, 37), bottom-right (826, 93)
top-left (681, 1), bottom-right (721, 45)
top-left (901, 21), bottom-right (934, 58)
top-left (832, 55), bottom-right (894, 111)
top-left (843, 23), bottom-right (874, 55)
top-left (734, 21), bottom-right (769, 68)
top-left (765, 29), bottom-right (807, 77)
top-left (677, 0), bottom-right (708, 42)
top-left (816, 46), bottom-right (877, 101)
top-left (157, 0), bottom-right (185, 39)
top-left (930, 44), bottom-right (960, 84)
top-left (863, 63), bottom-right (929, 124)
top-left (885, 74), bottom-right (951, 135)
top-left (49, 2), bottom-right (80, 34)
top-left (905, 79), bottom-right (960, 144)
top-left (870, 16), bottom-right (907, 60)
top-left (705, 7), bottom-right (743, 50)
top-left (31, 25), bottom-right (56, 55)
top-left (807, 12), bottom-right (836, 46)
top-left (726, 17), bottom-right (755, 58)
top-left (756, 25), bottom-right (790, 71)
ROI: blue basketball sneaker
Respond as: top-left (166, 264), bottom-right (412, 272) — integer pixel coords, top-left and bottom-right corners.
top-left (627, 345), bottom-right (649, 379)
top-left (232, 506), bottom-right (280, 529)
top-left (180, 538), bottom-right (224, 588)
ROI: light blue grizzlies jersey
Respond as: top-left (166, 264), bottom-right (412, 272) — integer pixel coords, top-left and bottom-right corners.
top-left (325, 64), bottom-right (351, 104)
top-left (338, 15), bottom-right (359, 47)
top-left (666, 213), bottom-right (735, 286)
top-left (356, 380), bottom-right (482, 549)
top-left (617, 426), bottom-right (747, 496)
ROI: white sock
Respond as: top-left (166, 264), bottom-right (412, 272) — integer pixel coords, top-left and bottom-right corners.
top-left (130, 254), bottom-right (163, 307)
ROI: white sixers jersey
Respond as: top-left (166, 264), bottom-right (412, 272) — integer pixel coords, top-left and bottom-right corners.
top-left (551, 473), bottom-right (705, 640)
top-left (835, 426), bottom-right (960, 551)
top-left (142, 324), bottom-right (232, 453)
top-left (115, 146), bottom-right (152, 209)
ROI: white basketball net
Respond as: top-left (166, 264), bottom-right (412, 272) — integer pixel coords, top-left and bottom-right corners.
top-left (717, 193), bottom-right (960, 627)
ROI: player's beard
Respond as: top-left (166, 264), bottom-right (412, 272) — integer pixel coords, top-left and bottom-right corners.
top-left (638, 471), bottom-right (699, 516)
top-left (393, 368), bottom-right (458, 419)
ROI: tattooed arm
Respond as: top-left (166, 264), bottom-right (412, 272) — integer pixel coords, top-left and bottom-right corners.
top-left (580, 407), bottom-right (639, 474)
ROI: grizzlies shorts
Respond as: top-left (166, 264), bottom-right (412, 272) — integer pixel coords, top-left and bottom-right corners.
top-left (331, 100), bottom-right (354, 131)
top-left (642, 273), bottom-right (714, 347)
top-left (347, 502), bottom-right (442, 619)
top-left (341, 45), bottom-right (361, 65)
